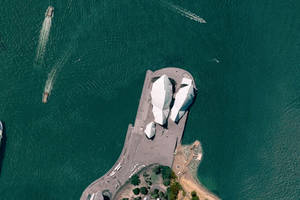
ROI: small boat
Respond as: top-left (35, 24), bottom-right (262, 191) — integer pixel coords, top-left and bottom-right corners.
top-left (42, 92), bottom-right (49, 103)
top-left (0, 121), bottom-right (3, 141)
top-left (45, 6), bottom-right (54, 18)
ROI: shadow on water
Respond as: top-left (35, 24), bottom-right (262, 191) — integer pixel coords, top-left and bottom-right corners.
top-left (176, 87), bottom-right (198, 143)
top-left (0, 121), bottom-right (7, 176)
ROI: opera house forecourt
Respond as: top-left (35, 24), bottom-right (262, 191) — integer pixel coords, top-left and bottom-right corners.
top-left (81, 68), bottom-right (217, 200)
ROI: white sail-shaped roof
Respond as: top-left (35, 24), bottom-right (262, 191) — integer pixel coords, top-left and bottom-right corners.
top-left (150, 75), bottom-right (173, 125)
top-left (144, 122), bottom-right (156, 139)
top-left (0, 121), bottom-right (3, 141)
top-left (170, 78), bottom-right (194, 122)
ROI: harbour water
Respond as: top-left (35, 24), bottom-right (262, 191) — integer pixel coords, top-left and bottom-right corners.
top-left (0, 0), bottom-right (299, 199)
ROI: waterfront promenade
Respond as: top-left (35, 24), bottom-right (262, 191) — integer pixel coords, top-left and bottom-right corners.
top-left (80, 68), bottom-right (196, 200)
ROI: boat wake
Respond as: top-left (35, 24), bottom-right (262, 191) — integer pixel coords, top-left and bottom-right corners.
top-left (162, 1), bottom-right (207, 23)
top-left (44, 67), bottom-right (57, 95)
top-left (210, 58), bottom-right (220, 63)
top-left (35, 8), bottom-right (53, 64)
top-left (283, 96), bottom-right (300, 114)
top-left (42, 50), bottom-right (71, 103)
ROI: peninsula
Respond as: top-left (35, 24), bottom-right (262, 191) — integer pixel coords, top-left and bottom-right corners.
top-left (81, 68), bottom-right (218, 200)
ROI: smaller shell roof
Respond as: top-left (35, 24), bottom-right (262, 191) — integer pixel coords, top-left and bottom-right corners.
top-left (144, 122), bottom-right (156, 139)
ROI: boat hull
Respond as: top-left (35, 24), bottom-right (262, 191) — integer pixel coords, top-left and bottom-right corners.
top-left (42, 92), bottom-right (49, 103)
top-left (45, 6), bottom-right (54, 18)
top-left (0, 121), bottom-right (3, 140)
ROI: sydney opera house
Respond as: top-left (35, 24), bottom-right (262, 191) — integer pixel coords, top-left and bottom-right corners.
top-left (145, 74), bottom-right (195, 138)
top-left (81, 68), bottom-right (196, 200)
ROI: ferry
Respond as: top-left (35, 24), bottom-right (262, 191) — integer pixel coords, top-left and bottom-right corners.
top-left (42, 92), bottom-right (49, 103)
top-left (0, 121), bottom-right (3, 141)
top-left (45, 6), bottom-right (54, 18)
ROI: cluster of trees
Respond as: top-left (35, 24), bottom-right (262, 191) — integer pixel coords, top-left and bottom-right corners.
top-left (128, 168), bottom-right (154, 199)
top-left (127, 186), bottom-right (148, 200)
top-left (143, 171), bottom-right (152, 186)
top-left (166, 181), bottom-right (182, 200)
top-left (148, 182), bottom-right (183, 200)
top-left (190, 191), bottom-right (200, 200)
top-left (122, 197), bottom-right (140, 200)
top-left (130, 174), bottom-right (141, 186)
top-left (150, 188), bottom-right (167, 199)
top-left (151, 165), bottom-right (183, 200)
top-left (126, 165), bottom-right (185, 200)
top-left (152, 165), bottom-right (176, 187)
top-left (132, 187), bottom-right (148, 195)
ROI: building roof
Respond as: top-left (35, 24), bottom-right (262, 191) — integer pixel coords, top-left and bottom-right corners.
top-left (150, 75), bottom-right (173, 125)
top-left (144, 122), bottom-right (156, 139)
top-left (170, 77), bottom-right (194, 122)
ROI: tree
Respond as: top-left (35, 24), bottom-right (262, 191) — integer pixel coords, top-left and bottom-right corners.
top-left (151, 193), bottom-right (159, 198)
top-left (161, 166), bottom-right (172, 180)
top-left (159, 191), bottom-right (165, 198)
top-left (167, 181), bottom-right (182, 200)
top-left (163, 178), bottom-right (171, 186)
top-left (122, 198), bottom-right (129, 200)
top-left (191, 191), bottom-right (199, 200)
top-left (143, 172), bottom-right (149, 177)
top-left (167, 189), bottom-right (177, 200)
top-left (140, 187), bottom-right (148, 195)
top-left (170, 181), bottom-right (182, 193)
top-left (191, 196), bottom-right (200, 200)
top-left (171, 171), bottom-right (177, 179)
top-left (151, 189), bottom-right (159, 198)
top-left (153, 165), bottom-right (161, 174)
top-left (146, 180), bottom-right (152, 186)
top-left (133, 188), bottom-right (140, 195)
top-left (130, 174), bottom-right (141, 186)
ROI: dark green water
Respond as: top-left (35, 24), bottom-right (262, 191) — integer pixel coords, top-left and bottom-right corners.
top-left (0, 0), bottom-right (299, 199)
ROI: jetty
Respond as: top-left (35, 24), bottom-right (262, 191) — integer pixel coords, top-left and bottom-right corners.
top-left (81, 68), bottom-right (196, 200)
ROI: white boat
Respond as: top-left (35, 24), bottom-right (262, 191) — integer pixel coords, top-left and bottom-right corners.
top-left (42, 92), bottom-right (49, 103)
top-left (0, 121), bottom-right (3, 141)
top-left (45, 6), bottom-right (54, 18)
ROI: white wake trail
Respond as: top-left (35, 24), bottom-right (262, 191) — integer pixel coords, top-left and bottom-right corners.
top-left (44, 67), bottom-right (57, 94)
top-left (42, 50), bottom-right (71, 103)
top-left (36, 15), bottom-right (52, 63)
top-left (163, 1), bottom-right (207, 23)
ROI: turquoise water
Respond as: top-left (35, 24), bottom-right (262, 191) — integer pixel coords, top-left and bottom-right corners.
top-left (0, 0), bottom-right (299, 199)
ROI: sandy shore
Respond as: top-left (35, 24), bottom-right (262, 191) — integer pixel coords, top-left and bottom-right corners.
top-left (172, 141), bottom-right (220, 200)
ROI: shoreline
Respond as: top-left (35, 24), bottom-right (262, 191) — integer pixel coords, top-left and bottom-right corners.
top-left (172, 141), bottom-right (220, 200)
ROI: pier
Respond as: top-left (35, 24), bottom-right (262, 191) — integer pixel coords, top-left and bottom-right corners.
top-left (80, 67), bottom-right (196, 200)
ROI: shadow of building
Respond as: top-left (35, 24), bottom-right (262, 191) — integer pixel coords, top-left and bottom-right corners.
top-left (0, 122), bottom-right (7, 176)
